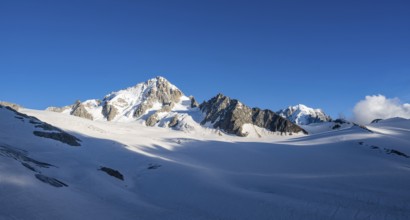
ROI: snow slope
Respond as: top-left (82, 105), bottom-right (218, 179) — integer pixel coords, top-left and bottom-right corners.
top-left (1, 106), bottom-right (410, 220)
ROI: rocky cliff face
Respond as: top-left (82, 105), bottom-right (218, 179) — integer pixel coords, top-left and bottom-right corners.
top-left (200, 94), bottom-right (307, 136)
top-left (130, 76), bottom-right (183, 119)
top-left (277, 104), bottom-right (332, 125)
top-left (102, 103), bottom-right (118, 121)
top-left (70, 101), bottom-right (94, 120)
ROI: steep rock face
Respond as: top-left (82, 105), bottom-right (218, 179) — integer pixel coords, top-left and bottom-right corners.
top-left (71, 101), bottom-right (94, 120)
top-left (146, 113), bottom-right (160, 127)
top-left (102, 103), bottom-right (118, 121)
top-left (252, 109), bottom-right (304, 133)
top-left (189, 96), bottom-right (199, 108)
top-left (200, 94), bottom-right (307, 136)
top-left (277, 104), bottom-right (331, 125)
top-left (169, 115), bottom-right (179, 127)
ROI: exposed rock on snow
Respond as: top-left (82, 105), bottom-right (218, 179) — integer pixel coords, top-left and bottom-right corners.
top-left (35, 174), bottom-right (68, 187)
top-left (371, 118), bottom-right (383, 123)
top-left (33, 131), bottom-right (81, 146)
top-left (189, 96), bottom-right (199, 108)
top-left (2, 106), bottom-right (81, 146)
top-left (102, 103), bottom-right (119, 121)
top-left (146, 113), bottom-right (160, 127)
top-left (99, 167), bottom-right (124, 181)
top-left (168, 115), bottom-right (179, 128)
top-left (147, 163), bottom-right (161, 170)
top-left (358, 142), bottom-right (409, 158)
top-left (0, 101), bottom-right (21, 111)
top-left (0, 145), bottom-right (53, 169)
top-left (130, 76), bottom-right (183, 118)
top-left (0, 144), bottom-right (66, 188)
top-left (71, 101), bottom-right (94, 120)
top-left (46, 105), bottom-right (72, 113)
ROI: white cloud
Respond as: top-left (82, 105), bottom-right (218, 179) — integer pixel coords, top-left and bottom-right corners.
top-left (353, 95), bottom-right (410, 124)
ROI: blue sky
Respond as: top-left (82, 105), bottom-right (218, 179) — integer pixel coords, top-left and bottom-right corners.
top-left (1, 0), bottom-right (409, 118)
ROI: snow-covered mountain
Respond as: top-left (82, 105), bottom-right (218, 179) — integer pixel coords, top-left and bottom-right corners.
top-left (277, 104), bottom-right (332, 125)
top-left (2, 103), bottom-right (410, 220)
top-left (48, 77), bottom-right (306, 136)
top-left (47, 76), bottom-right (201, 131)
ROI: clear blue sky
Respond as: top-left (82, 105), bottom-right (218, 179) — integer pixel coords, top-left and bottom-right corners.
top-left (1, 0), bottom-right (409, 118)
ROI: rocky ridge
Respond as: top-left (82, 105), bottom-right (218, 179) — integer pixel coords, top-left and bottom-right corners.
top-left (200, 94), bottom-right (307, 136)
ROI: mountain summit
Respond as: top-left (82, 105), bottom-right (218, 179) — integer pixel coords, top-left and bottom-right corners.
top-left (47, 76), bottom-right (197, 123)
top-left (277, 104), bottom-right (331, 125)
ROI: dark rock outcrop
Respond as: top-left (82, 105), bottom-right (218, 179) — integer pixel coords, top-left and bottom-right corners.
top-left (371, 119), bottom-right (383, 123)
top-left (332, 124), bottom-right (341, 130)
top-left (147, 163), bottom-right (161, 170)
top-left (33, 131), bottom-right (81, 146)
top-left (0, 145), bottom-right (54, 168)
top-left (35, 174), bottom-right (68, 187)
top-left (352, 123), bottom-right (373, 133)
top-left (0, 145), bottom-right (66, 187)
top-left (99, 167), bottom-right (124, 180)
top-left (1, 106), bottom-right (81, 146)
top-left (200, 94), bottom-right (307, 136)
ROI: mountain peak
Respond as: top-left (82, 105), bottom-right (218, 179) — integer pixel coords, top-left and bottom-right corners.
top-left (146, 76), bottom-right (170, 84)
top-left (277, 104), bottom-right (331, 125)
top-left (213, 93), bottom-right (230, 101)
top-left (48, 76), bottom-right (191, 122)
top-left (127, 76), bottom-right (178, 92)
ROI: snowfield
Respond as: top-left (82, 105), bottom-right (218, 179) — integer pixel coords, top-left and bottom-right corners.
top-left (1, 107), bottom-right (409, 220)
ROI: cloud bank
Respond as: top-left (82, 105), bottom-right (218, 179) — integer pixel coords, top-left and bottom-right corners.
top-left (353, 95), bottom-right (410, 124)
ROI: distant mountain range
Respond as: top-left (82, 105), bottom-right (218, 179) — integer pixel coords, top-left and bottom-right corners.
top-left (45, 76), bottom-right (338, 136)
